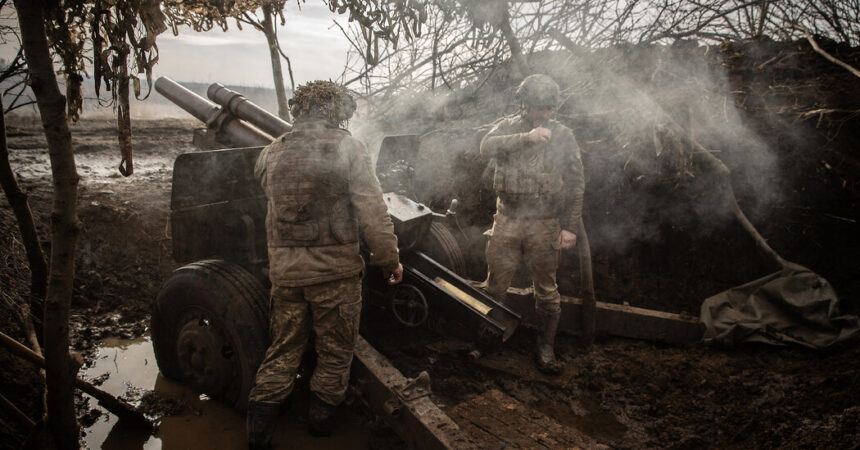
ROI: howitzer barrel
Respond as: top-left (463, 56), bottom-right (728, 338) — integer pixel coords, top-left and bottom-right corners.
top-left (155, 76), bottom-right (220, 124)
top-left (207, 83), bottom-right (292, 138)
top-left (155, 77), bottom-right (274, 148)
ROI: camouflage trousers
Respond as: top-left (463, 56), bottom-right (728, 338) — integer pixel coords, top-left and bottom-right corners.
top-left (485, 214), bottom-right (562, 314)
top-left (248, 275), bottom-right (362, 406)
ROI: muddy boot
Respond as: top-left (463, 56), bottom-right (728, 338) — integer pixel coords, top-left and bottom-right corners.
top-left (535, 310), bottom-right (563, 375)
top-left (246, 400), bottom-right (279, 450)
top-left (308, 393), bottom-right (337, 437)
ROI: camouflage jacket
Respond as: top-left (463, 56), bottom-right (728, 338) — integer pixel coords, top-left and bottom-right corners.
top-left (255, 119), bottom-right (399, 286)
top-left (480, 115), bottom-right (585, 232)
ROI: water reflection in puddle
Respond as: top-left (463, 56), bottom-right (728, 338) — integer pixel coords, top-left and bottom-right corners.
top-left (82, 337), bottom-right (370, 449)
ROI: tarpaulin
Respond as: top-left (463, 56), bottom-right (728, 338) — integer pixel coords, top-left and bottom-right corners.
top-left (700, 263), bottom-right (860, 349)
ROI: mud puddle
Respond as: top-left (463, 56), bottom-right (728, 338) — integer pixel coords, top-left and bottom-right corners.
top-left (82, 337), bottom-right (371, 449)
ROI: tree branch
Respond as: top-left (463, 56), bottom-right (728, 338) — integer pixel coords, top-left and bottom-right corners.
top-left (794, 25), bottom-right (860, 79)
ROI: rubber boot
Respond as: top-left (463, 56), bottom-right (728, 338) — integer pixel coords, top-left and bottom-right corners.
top-left (246, 400), bottom-right (279, 450)
top-left (535, 309), bottom-right (563, 375)
top-left (308, 393), bottom-right (337, 437)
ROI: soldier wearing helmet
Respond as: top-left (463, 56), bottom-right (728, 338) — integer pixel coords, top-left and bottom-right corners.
top-left (480, 74), bottom-right (585, 375)
top-left (248, 80), bottom-right (403, 448)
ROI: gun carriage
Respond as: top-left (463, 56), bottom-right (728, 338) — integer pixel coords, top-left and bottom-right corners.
top-left (151, 77), bottom-right (701, 448)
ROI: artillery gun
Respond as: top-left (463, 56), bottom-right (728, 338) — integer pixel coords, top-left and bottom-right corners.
top-left (150, 77), bottom-right (524, 447)
top-left (151, 77), bottom-right (702, 448)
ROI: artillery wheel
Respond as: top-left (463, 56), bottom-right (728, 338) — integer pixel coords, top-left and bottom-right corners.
top-left (390, 284), bottom-right (429, 327)
top-left (419, 222), bottom-right (467, 276)
top-left (151, 259), bottom-right (269, 412)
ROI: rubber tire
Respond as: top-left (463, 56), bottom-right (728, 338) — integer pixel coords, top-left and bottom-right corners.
top-left (151, 259), bottom-right (269, 412)
top-left (419, 221), bottom-right (467, 276)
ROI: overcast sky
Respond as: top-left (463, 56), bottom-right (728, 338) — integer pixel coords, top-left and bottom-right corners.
top-left (0, 3), bottom-right (351, 89)
top-left (153, 3), bottom-right (351, 88)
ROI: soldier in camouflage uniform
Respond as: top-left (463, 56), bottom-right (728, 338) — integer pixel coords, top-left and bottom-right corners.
top-left (480, 74), bottom-right (585, 375)
top-left (247, 81), bottom-right (403, 449)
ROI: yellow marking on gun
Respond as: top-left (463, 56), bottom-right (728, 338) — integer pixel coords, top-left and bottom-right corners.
top-left (434, 277), bottom-right (492, 315)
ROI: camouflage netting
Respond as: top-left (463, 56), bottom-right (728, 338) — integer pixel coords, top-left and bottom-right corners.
top-left (290, 81), bottom-right (355, 127)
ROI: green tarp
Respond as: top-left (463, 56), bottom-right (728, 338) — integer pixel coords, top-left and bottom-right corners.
top-left (700, 264), bottom-right (860, 349)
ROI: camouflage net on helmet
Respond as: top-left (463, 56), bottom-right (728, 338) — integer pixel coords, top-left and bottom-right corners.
top-left (289, 80), bottom-right (354, 126)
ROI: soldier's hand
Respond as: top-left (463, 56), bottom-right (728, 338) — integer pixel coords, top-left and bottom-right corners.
top-left (526, 126), bottom-right (552, 143)
top-left (558, 230), bottom-right (577, 249)
top-left (385, 263), bottom-right (404, 285)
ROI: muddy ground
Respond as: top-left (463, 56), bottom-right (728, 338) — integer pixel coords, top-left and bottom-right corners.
top-left (0, 117), bottom-right (189, 448)
top-left (2, 37), bottom-right (860, 448)
top-left (1, 112), bottom-right (858, 449)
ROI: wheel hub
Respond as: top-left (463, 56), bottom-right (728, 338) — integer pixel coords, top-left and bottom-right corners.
top-left (390, 284), bottom-right (429, 327)
top-left (176, 317), bottom-right (233, 394)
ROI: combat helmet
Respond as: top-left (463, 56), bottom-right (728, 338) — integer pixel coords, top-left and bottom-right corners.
top-left (515, 74), bottom-right (560, 108)
top-left (289, 80), bottom-right (356, 125)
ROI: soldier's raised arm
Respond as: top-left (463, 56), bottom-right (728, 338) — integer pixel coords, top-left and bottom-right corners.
top-left (481, 119), bottom-right (553, 158)
top-left (480, 119), bottom-right (529, 158)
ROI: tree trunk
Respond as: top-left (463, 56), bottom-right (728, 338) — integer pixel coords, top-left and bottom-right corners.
top-left (756, 2), bottom-right (769, 38)
top-left (13, 0), bottom-right (81, 448)
top-left (0, 97), bottom-right (48, 312)
top-left (262, 4), bottom-right (290, 121)
top-left (497, 10), bottom-right (528, 80)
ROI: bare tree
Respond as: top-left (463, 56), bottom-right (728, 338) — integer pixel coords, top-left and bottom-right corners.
top-left (336, 0), bottom-right (860, 107)
top-left (0, 93), bottom-right (50, 438)
top-left (0, 52), bottom-right (34, 113)
top-left (160, 0), bottom-right (431, 121)
top-left (0, 96), bottom-right (47, 317)
top-left (236, 2), bottom-right (294, 121)
top-left (13, 0), bottom-right (80, 446)
top-left (0, 3), bottom-right (33, 113)
top-left (0, 1), bottom-right (44, 309)
top-left (261, 3), bottom-right (293, 120)
top-left (0, 42), bottom-right (35, 114)
top-left (7, 1), bottom-right (430, 445)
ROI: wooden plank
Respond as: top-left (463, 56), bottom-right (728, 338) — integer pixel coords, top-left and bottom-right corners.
top-left (351, 336), bottom-right (477, 450)
top-left (503, 287), bottom-right (703, 344)
top-left (473, 351), bottom-right (573, 388)
top-left (448, 389), bottom-right (601, 449)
